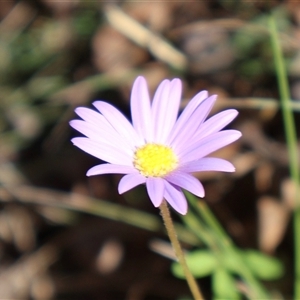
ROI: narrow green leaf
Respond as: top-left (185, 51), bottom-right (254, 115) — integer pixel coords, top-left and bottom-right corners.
top-left (242, 250), bottom-right (284, 280)
top-left (212, 268), bottom-right (241, 300)
top-left (172, 250), bottom-right (217, 278)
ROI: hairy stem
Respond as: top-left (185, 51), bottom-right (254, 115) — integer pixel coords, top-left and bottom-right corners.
top-left (159, 200), bottom-right (203, 300)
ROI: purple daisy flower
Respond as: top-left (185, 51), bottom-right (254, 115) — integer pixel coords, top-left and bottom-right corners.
top-left (70, 76), bottom-right (241, 215)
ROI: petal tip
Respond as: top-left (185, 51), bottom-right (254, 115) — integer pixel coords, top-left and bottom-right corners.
top-left (177, 206), bottom-right (188, 215)
top-left (70, 137), bottom-right (77, 144)
top-left (69, 120), bottom-right (76, 128)
top-left (74, 107), bottom-right (83, 114)
top-left (134, 75), bottom-right (146, 83)
top-left (152, 201), bottom-right (162, 208)
top-left (236, 131), bottom-right (242, 138)
top-left (171, 78), bottom-right (182, 86)
top-left (86, 170), bottom-right (93, 177)
top-left (168, 198), bottom-right (188, 215)
top-left (118, 187), bottom-right (124, 194)
top-left (199, 191), bottom-right (205, 198)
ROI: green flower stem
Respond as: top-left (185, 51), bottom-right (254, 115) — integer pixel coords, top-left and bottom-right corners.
top-left (269, 15), bottom-right (300, 299)
top-left (159, 200), bottom-right (204, 300)
top-left (185, 192), bottom-right (270, 299)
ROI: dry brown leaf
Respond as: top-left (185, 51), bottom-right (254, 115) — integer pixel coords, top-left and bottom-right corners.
top-left (30, 274), bottom-right (55, 300)
top-left (171, 21), bottom-right (235, 74)
top-left (95, 238), bottom-right (124, 274)
top-left (125, 2), bottom-right (172, 32)
top-left (0, 2), bottom-right (36, 37)
top-left (257, 196), bottom-right (290, 253)
top-left (0, 205), bottom-right (36, 252)
top-left (92, 25), bottom-right (148, 73)
top-left (41, 0), bottom-right (79, 17)
top-left (238, 121), bottom-right (289, 165)
top-left (0, 245), bottom-right (57, 299)
top-left (254, 161), bottom-right (275, 192)
top-left (281, 178), bottom-right (300, 211)
top-left (231, 152), bottom-right (259, 178)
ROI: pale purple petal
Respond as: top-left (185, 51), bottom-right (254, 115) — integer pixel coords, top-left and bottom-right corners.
top-left (93, 101), bottom-right (142, 147)
top-left (73, 108), bottom-right (138, 151)
top-left (165, 172), bottom-right (204, 197)
top-left (171, 95), bottom-right (217, 152)
top-left (152, 79), bottom-right (181, 143)
top-left (74, 107), bottom-right (108, 127)
top-left (71, 137), bottom-right (133, 165)
top-left (146, 177), bottom-right (164, 207)
top-left (151, 80), bottom-right (170, 141)
top-left (194, 109), bottom-right (239, 140)
top-left (179, 130), bottom-right (242, 164)
top-left (87, 163), bottom-right (137, 176)
top-left (130, 76), bottom-right (153, 141)
top-left (118, 173), bottom-right (146, 194)
top-left (164, 181), bottom-right (188, 215)
top-left (167, 90), bottom-right (208, 144)
top-left (70, 120), bottom-right (133, 156)
top-left (73, 108), bottom-right (120, 137)
top-left (179, 158), bottom-right (235, 173)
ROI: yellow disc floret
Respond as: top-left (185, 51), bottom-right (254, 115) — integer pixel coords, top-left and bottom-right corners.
top-left (133, 143), bottom-right (178, 177)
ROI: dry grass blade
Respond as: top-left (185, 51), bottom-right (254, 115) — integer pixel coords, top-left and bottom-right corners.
top-left (0, 185), bottom-right (199, 246)
top-left (104, 5), bottom-right (188, 70)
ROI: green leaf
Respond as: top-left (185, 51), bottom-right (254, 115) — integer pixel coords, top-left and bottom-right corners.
top-left (222, 250), bottom-right (242, 274)
top-left (242, 250), bottom-right (284, 280)
top-left (171, 250), bottom-right (217, 278)
top-left (212, 268), bottom-right (241, 300)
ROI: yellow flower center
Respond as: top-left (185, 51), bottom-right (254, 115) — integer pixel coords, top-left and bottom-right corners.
top-left (133, 143), bottom-right (178, 177)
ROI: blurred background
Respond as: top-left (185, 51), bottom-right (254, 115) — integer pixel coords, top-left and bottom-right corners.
top-left (0, 0), bottom-right (299, 299)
